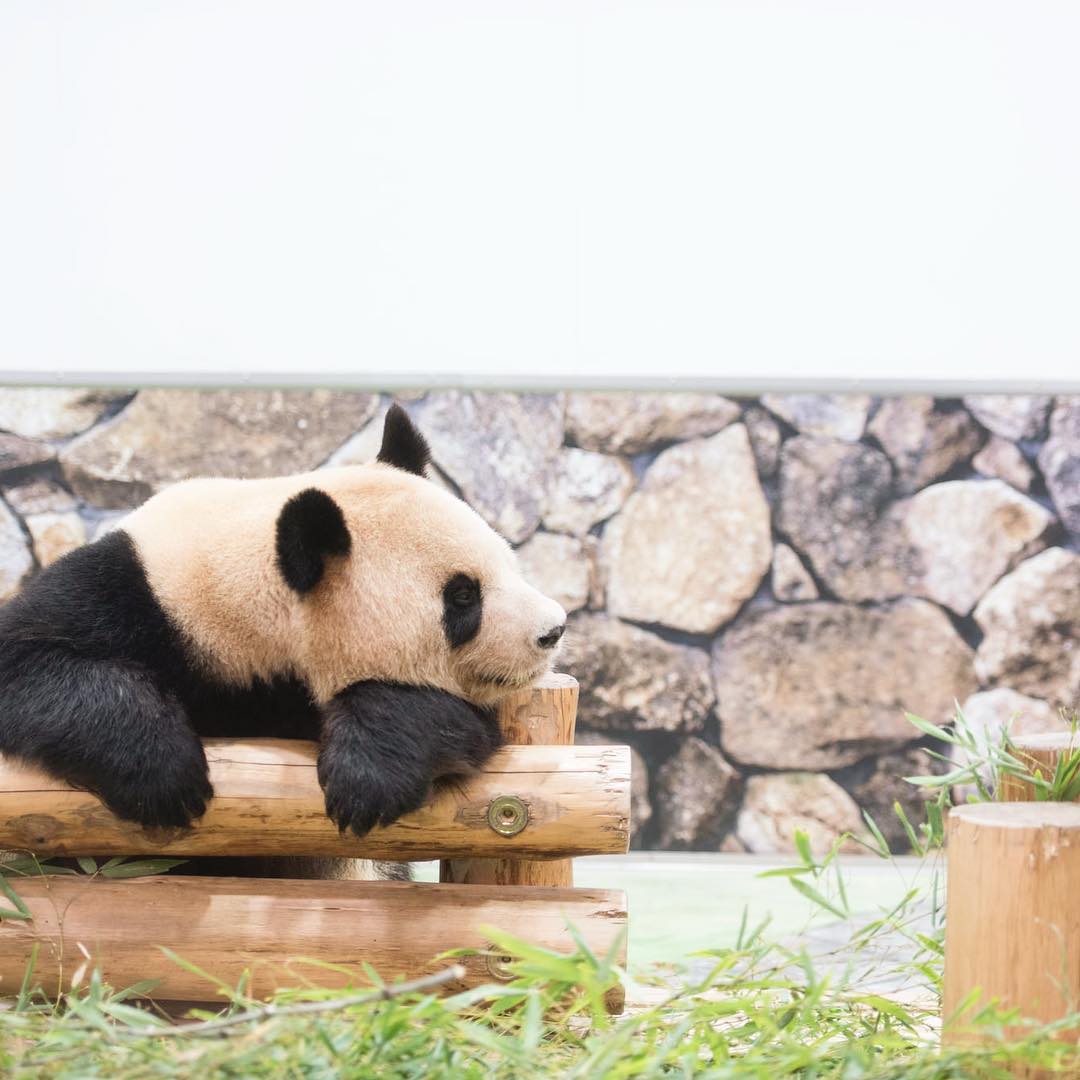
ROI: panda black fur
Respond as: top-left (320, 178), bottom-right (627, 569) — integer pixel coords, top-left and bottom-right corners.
top-left (0, 406), bottom-right (567, 860)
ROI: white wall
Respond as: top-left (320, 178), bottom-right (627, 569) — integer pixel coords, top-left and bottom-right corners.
top-left (2, 1), bottom-right (1078, 390)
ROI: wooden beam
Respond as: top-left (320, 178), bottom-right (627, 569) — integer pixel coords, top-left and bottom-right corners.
top-left (0, 740), bottom-right (630, 860)
top-left (0, 875), bottom-right (627, 1002)
top-left (442, 673), bottom-right (580, 887)
top-left (997, 731), bottom-right (1080, 801)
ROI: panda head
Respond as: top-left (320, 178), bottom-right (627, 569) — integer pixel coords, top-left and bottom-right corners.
top-left (271, 405), bottom-right (567, 705)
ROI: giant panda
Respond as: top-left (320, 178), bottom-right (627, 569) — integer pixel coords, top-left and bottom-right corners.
top-left (0, 405), bottom-right (567, 876)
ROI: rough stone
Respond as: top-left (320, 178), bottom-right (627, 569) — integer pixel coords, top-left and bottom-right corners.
top-left (1038, 398), bottom-right (1080, 535)
top-left (0, 500), bottom-right (33, 602)
top-left (653, 737), bottom-right (743, 850)
top-left (408, 392), bottom-right (564, 543)
top-left (974, 548), bottom-right (1080, 712)
top-left (514, 532), bottom-right (591, 613)
top-left (25, 511), bottom-right (86, 567)
top-left (973, 436), bottom-right (1035, 492)
top-left (0, 388), bottom-right (123, 440)
top-left (714, 599), bottom-right (976, 770)
top-left (60, 390), bottom-right (379, 510)
top-left (0, 434), bottom-right (55, 474)
top-left (780, 436), bottom-right (1054, 615)
top-left (1, 479), bottom-right (77, 516)
top-left (742, 406), bottom-right (782, 479)
top-left (576, 732), bottom-right (652, 844)
top-left (542, 448), bottom-right (634, 537)
top-left (771, 542), bottom-right (818, 602)
top-left (867, 397), bottom-right (983, 494)
top-left (736, 773), bottom-right (866, 856)
top-left (324, 404), bottom-right (390, 467)
top-left (761, 394), bottom-right (871, 442)
top-left (565, 392), bottom-right (740, 455)
top-left (603, 425), bottom-right (771, 633)
top-left (560, 612), bottom-right (715, 733)
top-left (964, 394), bottom-right (1053, 441)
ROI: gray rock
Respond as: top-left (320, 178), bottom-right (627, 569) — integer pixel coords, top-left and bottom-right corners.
top-left (761, 394), bottom-right (871, 442)
top-left (324, 404), bottom-right (390, 467)
top-left (973, 436), bottom-right (1035, 492)
top-left (565, 392), bottom-right (740, 455)
top-left (0, 500), bottom-right (33, 602)
top-left (780, 436), bottom-right (1053, 615)
top-left (560, 612), bottom-right (715, 733)
top-left (653, 737), bottom-right (743, 850)
top-left (576, 732), bottom-right (652, 844)
top-left (603, 425), bottom-right (771, 633)
top-left (964, 394), bottom-right (1053, 441)
top-left (867, 397), bottom-right (983, 494)
top-left (771, 542), bottom-right (818, 602)
top-left (0, 434), bottom-right (55, 474)
top-left (515, 532), bottom-right (591, 613)
top-left (408, 392), bottom-right (564, 543)
top-left (742, 406), bottom-right (782, 479)
top-left (974, 548), bottom-right (1080, 712)
top-left (1038, 398), bottom-right (1080, 535)
top-left (736, 773), bottom-right (866, 855)
top-left (542, 448), bottom-right (634, 537)
top-left (0, 388), bottom-right (123, 440)
top-left (1, 479), bottom-right (77, 516)
top-left (714, 600), bottom-right (976, 770)
top-left (61, 390), bottom-right (379, 510)
top-left (25, 511), bottom-right (86, 568)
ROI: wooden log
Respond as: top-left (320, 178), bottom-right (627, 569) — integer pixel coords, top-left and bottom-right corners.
top-left (0, 740), bottom-right (630, 860)
top-left (998, 732), bottom-right (1080, 802)
top-left (0, 875), bottom-right (627, 1001)
top-left (943, 802), bottom-right (1080, 1064)
top-left (442, 673), bottom-right (580, 888)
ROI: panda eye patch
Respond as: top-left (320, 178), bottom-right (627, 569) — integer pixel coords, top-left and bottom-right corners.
top-left (443, 574), bottom-right (482, 648)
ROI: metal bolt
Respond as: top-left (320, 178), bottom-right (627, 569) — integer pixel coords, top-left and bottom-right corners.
top-left (483, 947), bottom-right (516, 980)
top-left (486, 794), bottom-right (529, 837)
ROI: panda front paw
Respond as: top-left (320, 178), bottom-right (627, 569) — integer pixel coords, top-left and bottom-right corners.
top-left (96, 755), bottom-right (214, 830)
top-left (318, 745), bottom-right (432, 838)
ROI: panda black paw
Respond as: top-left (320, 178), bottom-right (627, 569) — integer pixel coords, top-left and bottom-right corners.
top-left (318, 751), bottom-right (433, 838)
top-left (96, 757), bottom-right (214, 830)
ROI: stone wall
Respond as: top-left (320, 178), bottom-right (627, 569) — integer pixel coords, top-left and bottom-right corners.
top-left (0, 388), bottom-right (1077, 854)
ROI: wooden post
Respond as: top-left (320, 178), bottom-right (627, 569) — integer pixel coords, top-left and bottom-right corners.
top-left (943, 802), bottom-right (1080, 1067)
top-left (998, 732), bottom-right (1080, 802)
top-left (442, 673), bottom-right (580, 887)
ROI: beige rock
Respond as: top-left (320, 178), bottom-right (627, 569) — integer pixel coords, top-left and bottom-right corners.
top-left (25, 512), bottom-right (86, 567)
top-left (565, 392), bottom-right (740, 455)
top-left (560, 612), bottom-right (715, 733)
top-left (324, 405), bottom-right (390, 467)
top-left (963, 394), bottom-right (1053, 441)
top-left (761, 394), bottom-right (871, 442)
top-left (1037, 397), bottom-right (1080, 535)
top-left (1, 479), bottom-right (77, 516)
top-left (0, 434), bottom-right (55, 474)
top-left (0, 388), bottom-right (123, 440)
top-left (714, 600), bottom-right (976, 770)
top-left (742, 405), bottom-right (782, 479)
top-left (653, 737), bottom-right (743, 849)
top-left (542, 448), bottom-right (634, 537)
top-left (771, 542), bottom-right (818, 602)
top-left (867, 397), bottom-right (983, 494)
top-left (974, 548), bottom-right (1080, 712)
top-left (61, 390), bottom-right (379, 509)
top-left (736, 773), bottom-right (866, 855)
top-left (973, 436), bottom-right (1035, 492)
top-left (0, 500), bottom-right (33, 601)
top-left (408, 392), bottom-right (564, 543)
top-left (780, 436), bottom-right (1053, 615)
top-left (576, 732), bottom-right (652, 843)
top-left (514, 532), bottom-right (590, 613)
top-left (603, 425), bottom-right (771, 633)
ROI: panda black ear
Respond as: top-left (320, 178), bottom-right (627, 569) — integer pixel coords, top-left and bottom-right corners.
top-left (377, 404), bottom-right (431, 477)
top-left (275, 488), bottom-right (352, 594)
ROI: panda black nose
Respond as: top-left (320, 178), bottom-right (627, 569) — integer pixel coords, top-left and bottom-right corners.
top-left (537, 623), bottom-right (566, 649)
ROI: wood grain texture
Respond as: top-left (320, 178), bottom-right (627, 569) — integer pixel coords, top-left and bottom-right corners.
top-left (998, 732), bottom-right (1080, 802)
top-left (442, 673), bottom-right (581, 888)
top-left (0, 740), bottom-right (630, 860)
top-left (944, 802), bottom-right (1080, 1070)
top-left (0, 875), bottom-right (628, 1002)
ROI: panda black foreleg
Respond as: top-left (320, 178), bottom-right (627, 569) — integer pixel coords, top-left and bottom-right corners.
top-left (317, 681), bottom-right (503, 838)
top-left (0, 644), bottom-right (212, 829)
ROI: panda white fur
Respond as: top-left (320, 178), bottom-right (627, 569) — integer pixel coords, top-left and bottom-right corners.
top-left (0, 405), bottom-right (567, 864)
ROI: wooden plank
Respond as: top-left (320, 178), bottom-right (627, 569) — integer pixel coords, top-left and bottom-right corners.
top-left (0, 875), bottom-right (628, 1002)
top-left (442, 673), bottom-right (580, 887)
top-left (0, 741), bottom-right (630, 860)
